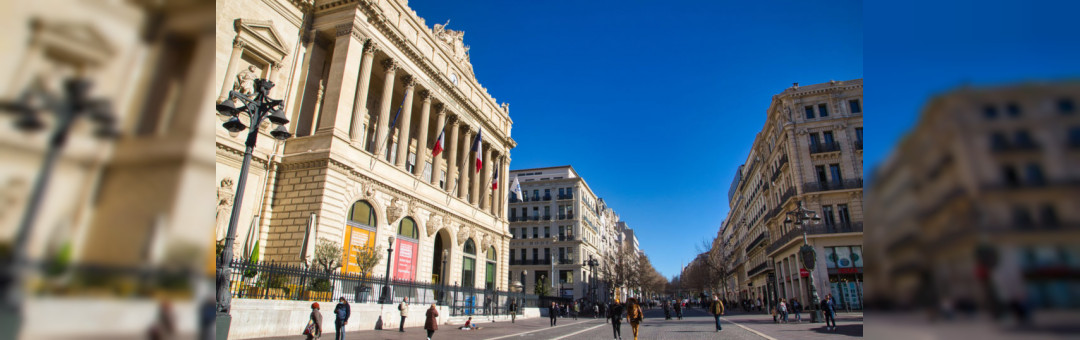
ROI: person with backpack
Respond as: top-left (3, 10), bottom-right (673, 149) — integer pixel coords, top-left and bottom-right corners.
top-left (333, 297), bottom-right (350, 339)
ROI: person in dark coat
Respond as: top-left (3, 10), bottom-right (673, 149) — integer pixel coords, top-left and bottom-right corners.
top-left (508, 300), bottom-right (518, 323)
top-left (821, 294), bottom-right (837, 331)
top-left (673, 300), bottom-right (683, 320)
top-left (549, 302), bottom-right (558, 326)
top-left (608, 300), bottom-right (624, 340)
top-left (333, 297), bottom-right (350, 340)
top-left (709, 295), bottom-right (725, 332)
top-left (424, 304), bottom-right (439, 340)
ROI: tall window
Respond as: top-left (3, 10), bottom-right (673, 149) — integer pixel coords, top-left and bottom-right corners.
top-left (829, 164), bottom-right (843, 184)
top-left (544, 226), bottom-right (550, 238)
top-left (344, 201), bottom-right (377, 275)
top-left (544, 248), bottom-right (551, 263)
top-left (816, 165), bottom-right (828, 185)
top-left (406, 152), bottom-right (417, 172)
top-left (461, 239), bottom-right (476, 287)
top-left (486, 247), bottom-right (497, 290)
top-left (804, 105), bottom-right (815, 119)
top-left (1025, 163), bottom-right (1046, 186)
top-left (510, 228), bottom-right (516, 239)
top-left (439, 170), bottom-right (446, 188)
top-left (1003, 165), bottom-right (1020, 187)
top-left (818, 103), bottom-right (829, 117)
top-left (837, 204), bottom-right (851, 227)
top-left (532, 207), bottom-right (539, 219)
top-left (422, 161), bottom-right (432, 182)
top-left (559, 188), bottom-right (564, 197)
top-left (855, 127), bottom-right (863, 143)
top-left (822, 205), bottom-right (837, 227)
top-left (394, 217), bottom-right (419, 280)
top-left (533, 190), bottom-right (539, 200)
top-left (567, 187), bottom-right (573, 196)
top-left (532, 248), bottom-right (538, 261)
top-left (559, 247), bottom-right (566, 261)
top-left (809, 132), bottom-right (820, 147)
top-left (849, 99), bottom-right (861, 114)
top-left (1006, 102), bottom-right (1021, 117)
top-left (533, 227), bottom-right (538, 239)
top-left (1059, 98), bottom-right (1075, 114)
top-left (544, 206), bottom-right (550, 217)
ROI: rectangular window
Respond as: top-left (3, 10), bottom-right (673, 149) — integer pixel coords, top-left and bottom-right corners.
top-left (822, 205), bottom-right (836, 227)
top-left (533, 190), bottom-right (539, 200)
top-left (406, 152), bottom-right (417, 172)
top-left (510, 228), bottom-right (516, 238)
top-left (521, 207), bottom-right (527, 218)
top-left (849, 99), bottom-right (861, 114)
top-left (809, 133), bottom-right (820, 147)
top-left (818, 103), bottom-right (829, 117)
top-left (567, 187), bottom-right (573, 196)
top-left (837, 204), bottom-right (851, 227)
top-left (825, 247), bottom-right (837, 268)
top-left (560, 270), bottom-right (573, 284)
top-left (804, 105), bottom-right (815, 119)
top-left (559, 188), bottom-right (564, 197)
top-left (816, 165), bottom-right (828, 185)
top-left (855, 127), bottom-right (863, 143)
top-left (439, 170), bottom-right (446, 188)
top-left (388, 142), bottom-right (398, 163)
top-left (1059, 98), bottom-right (1075, 114)
top-left (422, 161), bottom-right (432, 182)
top-left (532, 248), bottom-right (538, 261)
top-left (559, 247), bottom-right (566, 261)
top-left (830, 164), bottom-right (843, 183)
top-left (533, 227), bottom-right (538, 239)
top-left (823, 131), bottom-right (835, 145)
top-left (544, 248), bottom-right (551, 262)
top-left (1006, 102), bottom-right (1021, 117)
top-left (544, 226), bottom-right (550, 238)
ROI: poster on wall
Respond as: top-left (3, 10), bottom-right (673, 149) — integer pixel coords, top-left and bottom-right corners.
top-left (343, 226), bottom-right (374, 275)
top-left (394, 238), bottom-right (418, 281)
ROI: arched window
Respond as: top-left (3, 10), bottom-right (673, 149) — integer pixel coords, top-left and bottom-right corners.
top-left (344, 201), bottom-right (377, 275)
top-left (461, 239), bottom-right (476, 288)
top-left (485, 246), bottom-right (497, 290)
top-left (392, 217), bottom-right (419, 281)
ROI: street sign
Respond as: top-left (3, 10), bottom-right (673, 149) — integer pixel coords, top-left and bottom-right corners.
top-left (799, 268), bottom-right (809, 277)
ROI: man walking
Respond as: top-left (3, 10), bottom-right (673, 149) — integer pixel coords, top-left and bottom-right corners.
top-left (822, 294), bottom-right (837, 331)
top-left (549, 302), bottom-right (558, 327)
top-left (333, 297), bottom-right (350, 340)
top-left (398, 297), bottom-right (409, 332)
top-left (508, 299), bottom-right (518, 323)
top-left (609, 300), bottom-right (624, 340)
top-left (709, 295), bottom-right (725, 332)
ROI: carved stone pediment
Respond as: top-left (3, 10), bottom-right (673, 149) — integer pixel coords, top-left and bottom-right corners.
top-left (234, 18), bottom-right (290, 62)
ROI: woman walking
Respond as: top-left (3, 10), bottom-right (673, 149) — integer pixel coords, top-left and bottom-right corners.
top-left (304, 302), bottom-right (322, 340)
top-left (626, 298), bottom-right (644, 340)
top-left (424, 303), bottom-right (439, 340)
top-left (779, 299), bottom-right (788, 323)
top-left (608, 300), bottom-right (624, 340)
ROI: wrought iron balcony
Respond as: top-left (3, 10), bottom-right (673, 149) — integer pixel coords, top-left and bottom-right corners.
top-left (802, 178), bottom-right (863, 193)
top-left (558, 194), bottom-right (574, 200)
top-left (745, 231), bottom-right (767, 252)
top-left (543, 195), bottom-right (552, 201)
top-left (779, 187), bottom-right (796, 205)
top-left (543, 215), bottom-right (552, 221)
top-left (809, 141), bottom-right (841, 154)
top-left (530, 216), bottom-right (540, 221)
top-left (767, 222), bottom-right (864, 255)
top-left (747, 261), bottom-right (772, 277)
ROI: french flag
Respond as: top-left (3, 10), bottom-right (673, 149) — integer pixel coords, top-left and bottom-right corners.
top-left (470, 127), bottom-right (483, 173)
top-left (432, 126), bottom-right (445, 158)
top-left (491, 167), bottom-right (499, 190)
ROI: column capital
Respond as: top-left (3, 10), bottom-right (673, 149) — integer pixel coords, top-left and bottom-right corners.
top-left (447, 114), bottom-right (460, 126)
top-left (420, 90), bottom-right (432, 101)
top-left (382, 58), bottom-right (398, 72)
top-left (335, 23), bottom-right (366, 41)
top-left (434, 102), bottom-right (445, 114)
top-left (363, 40), bottom-right (379, 55)
top-left (232, 38), bottom-right (245, 49)
top-left (402, 75), bottom-right (416, 89)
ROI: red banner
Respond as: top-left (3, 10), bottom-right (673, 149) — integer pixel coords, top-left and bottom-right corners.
top-left (838, 267), bottom-right (859, 274)
top-left (394, 239), bottom-right (417, 281)
top-left (800, 268), bottom-right (809, 277)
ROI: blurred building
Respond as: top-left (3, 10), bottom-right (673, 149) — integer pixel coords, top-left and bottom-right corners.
top-left (867, 82), bottom-right (1080, 311)
top-left (507, 166), bottom-right (614, 301)
top-left (721, 79), bottom-right (864, 311)
top-left (214, 0), bottom-right (516, 291)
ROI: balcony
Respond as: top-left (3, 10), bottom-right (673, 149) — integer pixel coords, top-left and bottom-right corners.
top-left (767, 222), bottom-right (864, 255)
top-left (532, 195), bottom-right (540, 201)
top-left (747, 261), bottom-right (772, 277)
top-left (779, 187), bottom-right (796, 205)
top-left (543, 195), bottom-right (552, 201)
top-left (543, 215), bottom-right (552, 221)
top-left (558, 194), bottom-right (574, 200)
top-left (558, 258), bottom-right (576, 265)
top-left (802, 178), bottom-right (863, 193)
top-left (509, 216), bottom-right (520, 222)
top-left (530, 216), bottom-right (540, 221)
top-left (557, 235), bottom-right (576, 242)
top-left (809, 141), bottom-right (841, 154)
top-left (745, 231), bottom-right (767, 252)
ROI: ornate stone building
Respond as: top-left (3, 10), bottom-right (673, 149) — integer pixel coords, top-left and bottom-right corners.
top-left (721, 79), bottom-right (864, 311)
top-left (866, 82), bottom-right (1080, 310)
top-left (215, 0), bottom-right (516, 290)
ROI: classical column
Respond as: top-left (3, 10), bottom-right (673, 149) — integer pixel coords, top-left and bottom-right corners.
top-left (444, 117), bottom-right (459, 192)
top-left (458, 128), bottom-right (472, 200)
top-left (374, 59), bottom-right (399, 158)
top-left (316, 23), bottom-right (367, 135)
top-left (349, 41), bottom-right (378, 144)
top-left (395, 75), bottom-right (416, 168)
top-left (414, 91), bottom-right (433, 177)
top-left (479, 146), bottom-right (491, 209)
top-left (429, 104), bottom-right (447, 186)
top-left (218, 39), bottom-right (245, 102)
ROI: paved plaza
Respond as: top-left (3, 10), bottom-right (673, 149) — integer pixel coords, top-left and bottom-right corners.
top-left (251, 306), bottom-right (863, 340)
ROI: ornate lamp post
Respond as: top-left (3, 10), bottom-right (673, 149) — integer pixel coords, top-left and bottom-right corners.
top-left (583, 255), bottom-right (598, 302)
top-left (0, 77), bottom-right (117, 339)
top-left (381, 236), bottom-right (395, 303)
top-left (440, 249), bottom-right (448, 304)
top-left (784, 200), bottom-right (823, 323)
top-left (214, 78), bottom-right (292, 339)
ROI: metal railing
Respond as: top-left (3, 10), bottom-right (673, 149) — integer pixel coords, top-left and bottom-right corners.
top-left (802, 178), bottom-right (863, 193)
top-left (558, 194), bottom-right (574, 200)
top-left (767, 222), bottom-right (864, 254)
top-left (543, 195), bottom-right (552, 201)
top-left (809, 141), bottom-right (841, 154)
top-left (224, 259), bottom-right (537, 316)
top-left (543, 215), bottom-right (552, 221)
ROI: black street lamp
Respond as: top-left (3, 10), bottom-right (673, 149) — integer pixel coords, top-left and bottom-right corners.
top-left (583, 255), bottom-right (598, 302)
top-left (214, 79), bottom-right (292, 339)
top-left (441, 249), bottom-right (448, 304)
top-left (381, 236), bottom-right (395, 304)
top-left (783, 200), bottom-right (823, 323)
top-left (0, 77), bottom-right (117, 339)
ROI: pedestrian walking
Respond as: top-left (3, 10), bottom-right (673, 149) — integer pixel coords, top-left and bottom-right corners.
top-left (779, 299), bottom-right (788, 323)
top-left (821, 293), bottom-right (837, 331)
top-left (508, 300), bottom-right (518, 323)
top-left (424, 304), bottom-right (439, 340)
top-left (593, 304), bottom-right (599, 319)
top-left (609, 300), bottom-right (624, 340)
top-left (549, 302), bottom-right (558, 327)
top-left (626, 298), bottom-right (644, 340)
top-left (572, 302), bottom-right (579, 320)
top-left (304, 302), bottom-right (322, 340)
top-left (709, 295), bottom-right (725, 332)
top-left (792, 299), bottom-right (802, 323)
top-left (673, 300), bottom-right (682, 320)
top-left (397, 296), bottom-right (409, 332)
top-left (333, 297), bottom-right (350, 340)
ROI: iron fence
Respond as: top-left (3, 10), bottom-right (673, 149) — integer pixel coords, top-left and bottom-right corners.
top-left (225, 258), bottom-right (537, 316)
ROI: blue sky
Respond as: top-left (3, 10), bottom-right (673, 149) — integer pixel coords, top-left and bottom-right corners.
top-left (409, 0), bottom-right (861, 279)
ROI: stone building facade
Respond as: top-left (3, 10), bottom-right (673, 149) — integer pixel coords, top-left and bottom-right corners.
top-left (866, 82), bottom-right (1080, 310)
top-left (215, 0), bottom-right (516, 290)
top-left (721, 79), bottom-right (864, 311)
top-left (507, 166), bottom-right (617, 301)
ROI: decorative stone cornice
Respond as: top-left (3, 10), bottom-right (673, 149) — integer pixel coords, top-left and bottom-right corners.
top-left (335, 23), bottom-right (366, 41)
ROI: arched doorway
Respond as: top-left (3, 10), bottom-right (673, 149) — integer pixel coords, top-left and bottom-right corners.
top-left (392, 217), bottom-right (419, 281)
top-left (343, 200), bottom-right (377, 275)
top-left (432, 230), bottom-right (450, 284)
top-left (461, 239), bottom-right (476, 288)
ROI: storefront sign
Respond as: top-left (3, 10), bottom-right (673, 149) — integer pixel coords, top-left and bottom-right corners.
top-left (394, 239), bottom-right (418, 281)
top-left (800, 268), bottom-right (809, 277)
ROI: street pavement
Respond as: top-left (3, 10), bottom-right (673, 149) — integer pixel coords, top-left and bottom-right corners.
top-left (250, 305), bottom-right (864, 339)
